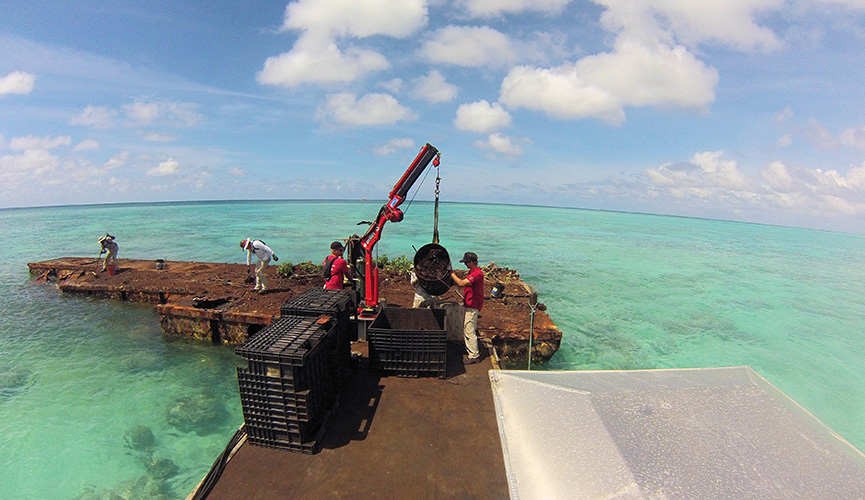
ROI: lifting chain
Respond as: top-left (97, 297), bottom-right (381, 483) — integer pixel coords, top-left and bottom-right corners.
top-left (432, 163), bottom-right (441, 244)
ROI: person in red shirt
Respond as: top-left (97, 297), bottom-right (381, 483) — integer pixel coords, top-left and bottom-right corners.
top-left (324, 241), bottom-right (351, 290)
top-left (450, 251), bottom-right (484, 364)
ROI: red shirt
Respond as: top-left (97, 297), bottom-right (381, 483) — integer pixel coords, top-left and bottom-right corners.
top-left (324, 255), bottom-right (349, 289)
top-left (463, 267), bottom-right (484, 311)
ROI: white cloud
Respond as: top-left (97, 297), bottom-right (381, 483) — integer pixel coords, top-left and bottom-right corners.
top-left (596, 0), bottom-right (782, 52)
top-left (454, 100), bottom-right (512, 133)
top-left (103, 152), bottom-right (129, 171)
top-left (72, 140), bottom-right (100, 152)
top-left (0, 149), bottom-right (60, 185)
top-left (142, 133), bottom-right (177, 142)
top-left (419, 26), bottom-right (516, 67)
top-left (839, 126), bottom-right (865, 149)
top-left (761, 161), bottom-right (794, 192)
top-left (9, 135), bottom-right (72, 150)
top-left (124, 101), bottom-right (161, 124)
top-left (494, 0), bottom-right (782, 123)
top-left (374, 138), bottom-right (416, 155)
top-left (500, 38), bottom-right (718, 123)
top-left (774, 107), bottom-right (793, 123)
top-left (803, 118), bottom-right (837, 148)
top-left (229, 167), bottom-right (246, 176)
top-left (70, 101), bottom-right (199, 129)
top-left (647, 151), bottom-right (749, 190)
top-left (378, 78), bottom-right (403, 93)
top-left (411, 70), bottom-right (458, 103)
top-left (0, 71), bottom-right (36, 95)
top-left (63, 152), bottom-right (126, 182)
top-left (457, 0), bottom-right (572, 17)
top-left (147, 158), bottom-right (180, 176)
top-left (814, 0), bottom-right (865, 10)
top-left (69, 105), bottom-right (117, 129)
top-left (260, 0), bottom-right (427, 87)
top-left (281, 0), bottom-right (427, 38)
top-left (642, 152), bottom-right (865, 218)
top-left (474, 133), bottom-right (527, 157)
top-left (258, 35), bottom-right (390, 87)
top-left (316, 92), bottom-right (417, 126)
top-left (517, 31), bottom-right (574, 65)
top-left (122, 100), bottom-right (201, 127)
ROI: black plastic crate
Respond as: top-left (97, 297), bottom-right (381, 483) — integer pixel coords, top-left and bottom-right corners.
top-left (244, 424), bottom-right (319, 455)
top-left (237, 368), bottom-right (336, 423)
top-left (279, 288), bottom-right (354, 317)
top-left (235, 316), bottom-right (335, 393)
top-left (368, 307), bottom-right (447, 378)
top-left (280, 288), bottom-right (354, 385)
top-left (369, 347), bottom-right (447, 379)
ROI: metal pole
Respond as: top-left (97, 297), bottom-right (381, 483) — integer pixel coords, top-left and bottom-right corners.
top-left (432, 168), bottom-right (440, 244)
top-left (528, 306), bottom-right (535, 370)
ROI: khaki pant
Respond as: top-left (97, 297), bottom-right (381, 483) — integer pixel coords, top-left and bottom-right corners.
top-left (464, 307), bottom-right (479, 359)
top-left (102, 248), bottom-right (118, 270)
top-left (254, 258), bottom-right (270, 290)
top-left (412, 291), bottom-right (437, 308)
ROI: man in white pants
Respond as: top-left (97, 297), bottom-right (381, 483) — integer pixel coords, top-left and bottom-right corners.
top-left (450, 252), bottom-right (484, 364)
top-left (410, 271), bottom-right (438, 308)
top-left (240, 238), bottom-right (278, 293)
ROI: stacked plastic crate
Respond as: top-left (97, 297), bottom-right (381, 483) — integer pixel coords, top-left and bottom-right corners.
top-left (279, 288), bottom-right (354, 386)
top-left (368, 307), bottom-right (448, 379)
top-left (235, 315), bottom-right (338, 454)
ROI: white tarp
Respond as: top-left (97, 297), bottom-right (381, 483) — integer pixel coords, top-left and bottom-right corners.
top-left (490, 366), bottom-right (865, 500)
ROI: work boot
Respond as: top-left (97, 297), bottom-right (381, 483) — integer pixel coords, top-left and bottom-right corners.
top-left (463, 357), bottom-right (481, 365)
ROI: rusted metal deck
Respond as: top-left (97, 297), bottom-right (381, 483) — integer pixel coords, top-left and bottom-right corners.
top-left (203, 342), bottom-right (509, 500)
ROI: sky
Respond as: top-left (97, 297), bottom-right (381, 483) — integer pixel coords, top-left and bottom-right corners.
top-left (2, 1), bottom-right (865, 234)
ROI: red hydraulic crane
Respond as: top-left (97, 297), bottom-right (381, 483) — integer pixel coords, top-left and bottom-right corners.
top-left (352, 143), bottom-right (440, 314)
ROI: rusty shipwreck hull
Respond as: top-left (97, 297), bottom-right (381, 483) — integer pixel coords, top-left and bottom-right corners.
top-left (27, 257), bottom-right (562, 363)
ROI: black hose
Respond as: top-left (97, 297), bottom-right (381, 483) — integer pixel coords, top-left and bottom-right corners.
top-left (190, 425), bottom-right (247, 499)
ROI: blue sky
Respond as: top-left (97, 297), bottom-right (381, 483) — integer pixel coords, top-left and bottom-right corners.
top-left (2, 1), bottom-right (865, 233)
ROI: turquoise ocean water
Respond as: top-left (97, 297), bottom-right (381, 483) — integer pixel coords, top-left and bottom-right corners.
top-left (1, 200), bottom-right (864, 499)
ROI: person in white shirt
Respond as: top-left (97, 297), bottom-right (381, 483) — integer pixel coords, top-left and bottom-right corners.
top-left (410, 271), bottom-right (438, 308)
top-left (98, 233), bottom-right (119, 272)
top-left (240, 238), bottom-right (278, 293)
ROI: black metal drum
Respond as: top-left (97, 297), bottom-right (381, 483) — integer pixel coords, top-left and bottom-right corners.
top-left (413, 243), bottom-right (453, 296)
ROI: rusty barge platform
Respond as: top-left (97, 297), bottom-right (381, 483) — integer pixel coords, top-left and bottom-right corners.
top-left (27, 257), bottom-right (562, 364)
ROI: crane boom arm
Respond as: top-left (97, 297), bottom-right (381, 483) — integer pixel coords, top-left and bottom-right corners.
top-left (358, 143), bottom-right (440, 310)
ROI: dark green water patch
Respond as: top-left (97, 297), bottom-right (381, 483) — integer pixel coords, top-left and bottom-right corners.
top-left (165, 390), bottom-right (229, 436)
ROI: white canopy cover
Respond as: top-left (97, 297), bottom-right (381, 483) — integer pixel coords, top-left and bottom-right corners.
top-left (490, 367), bottom-right (865, 500)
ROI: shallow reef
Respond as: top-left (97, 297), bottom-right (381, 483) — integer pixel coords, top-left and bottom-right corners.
top-left (165, 390), bottom-right (229, 435)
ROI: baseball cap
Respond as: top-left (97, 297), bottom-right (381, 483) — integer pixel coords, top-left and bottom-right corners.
top-left (459, 251), bottom-right (478, 263)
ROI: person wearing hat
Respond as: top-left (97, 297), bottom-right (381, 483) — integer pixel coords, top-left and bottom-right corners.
top-left (240, 238), bottom-right (278, 293)
top-left (324, 241), bottom-right (351, 290)
top-left (98, 233), bottom-right (119, 272)
top-left (450, 251), bottom-right (484, 364)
